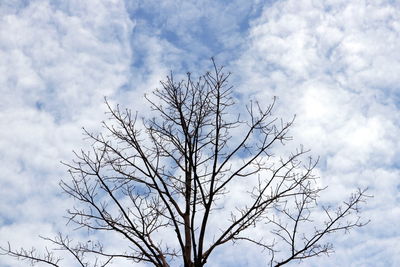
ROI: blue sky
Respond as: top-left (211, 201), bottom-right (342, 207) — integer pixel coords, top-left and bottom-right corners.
top-left (0, 0), bottom-right (399, 266)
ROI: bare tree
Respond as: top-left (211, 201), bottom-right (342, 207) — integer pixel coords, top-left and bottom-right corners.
top-left (1, 60), bottom-right (369, 267)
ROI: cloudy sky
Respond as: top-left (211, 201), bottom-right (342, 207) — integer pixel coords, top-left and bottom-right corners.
top-left (0, 0), bottom-right (399, 266)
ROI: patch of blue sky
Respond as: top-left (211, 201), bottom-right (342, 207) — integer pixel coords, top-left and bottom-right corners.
top-left (237, 0), bottom-right (271, 31)
top-left (34, 100), bottom-right (44, 111)
top-left (47, 0), bottom-right (92, 18)
top-left (0, 0), bottom-right (30, 15)
top-left (96, 23), bottom-right (127, 44)
top-left (32, 89), bottom-right (65, 124)
top-left (0, 216), bottom-right (14, 228)
top-left (122, 2), bottom-right (274, 97)
top-left (125, 1), bottom-right (274, 70)
top-left (128, 27), bottom-right (152, 69)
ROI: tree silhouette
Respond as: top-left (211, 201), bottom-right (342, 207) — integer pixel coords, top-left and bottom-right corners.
top-left (1, 60), bottom-right (368, 267)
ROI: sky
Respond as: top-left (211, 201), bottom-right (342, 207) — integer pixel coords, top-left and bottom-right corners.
top-left (0, 0), bottom-right (399, 266)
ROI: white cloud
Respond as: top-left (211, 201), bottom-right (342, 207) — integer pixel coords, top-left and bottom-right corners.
top-left (0, 1), bottom-right (133, 266)
top-left (1, 0), bottom-right (399, 266)
top-left (234, 0), bottom-right (400, 265)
